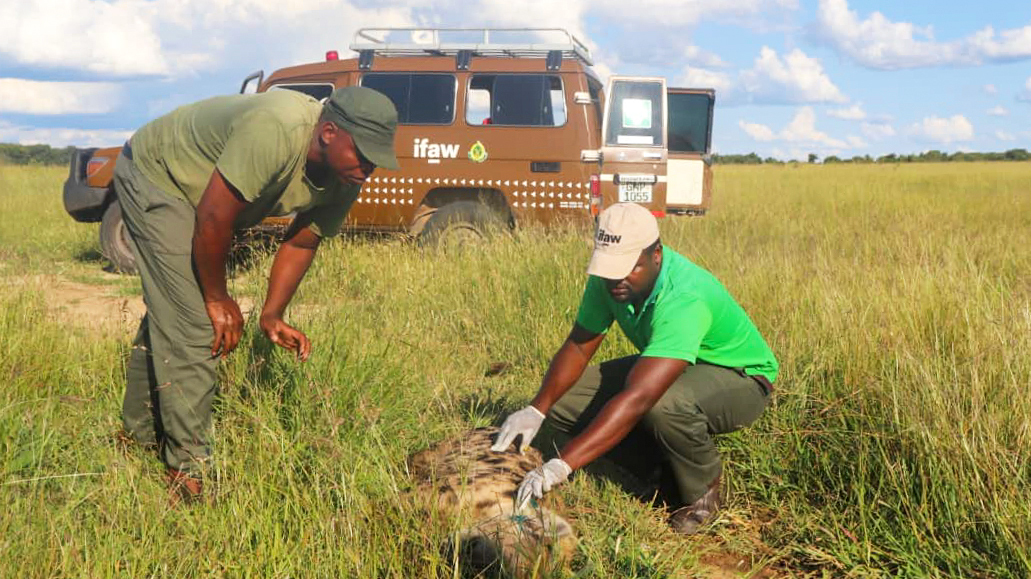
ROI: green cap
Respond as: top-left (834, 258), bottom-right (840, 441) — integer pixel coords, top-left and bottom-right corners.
top-left (323, 86), bottom-right (400, 170)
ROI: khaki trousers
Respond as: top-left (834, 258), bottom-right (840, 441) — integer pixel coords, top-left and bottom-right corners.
top-left (113, 147), bottom-right (218, 474)
top-left (547, 355), bottom-right (769, 504)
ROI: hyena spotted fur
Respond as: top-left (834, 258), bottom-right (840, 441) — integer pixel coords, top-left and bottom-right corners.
top-left (408, 427), bottom-right (577, 576)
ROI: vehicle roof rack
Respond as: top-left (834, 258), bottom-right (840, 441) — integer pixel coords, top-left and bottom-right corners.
top-left (350, 27), bottom-right (594, 67)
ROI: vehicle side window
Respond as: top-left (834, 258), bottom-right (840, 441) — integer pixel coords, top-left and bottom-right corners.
top-left (668, 93), bottom-right (713, 153)
top-left (360, 73), bottom-right (455, 125)
top-left (467, 74), bottom-right (566, 127)
top-left (588, 79), bottom-right (603, 130)
top-left (268, 83), bottom-right (335, 102)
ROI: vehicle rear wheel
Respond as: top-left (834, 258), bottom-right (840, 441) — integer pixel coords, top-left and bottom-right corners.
top-left (100, 201), bottom-right (138, 274)
top-left (418, 201), bottom-right (510, 248)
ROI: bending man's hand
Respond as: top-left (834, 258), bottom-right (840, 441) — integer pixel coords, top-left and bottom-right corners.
top-left (206, 298), bottom-right (244, 358)
top-left (490, 405), bottom-right (546, 453)
top-left (260, 314), bottom-right (312, 361)
top-left (517, 458), bottom-right (572, 510)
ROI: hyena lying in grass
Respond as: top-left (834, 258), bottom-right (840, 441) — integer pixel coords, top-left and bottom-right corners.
top-left (408, 427), bottom-right (577, 576)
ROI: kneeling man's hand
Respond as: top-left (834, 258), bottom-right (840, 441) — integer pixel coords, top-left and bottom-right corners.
top-left (260, 315), bottom-right (312, 361)
top-left (517, 458), bottom-right (572, 510)
top-left (491, 405), bottom-right (545, 453)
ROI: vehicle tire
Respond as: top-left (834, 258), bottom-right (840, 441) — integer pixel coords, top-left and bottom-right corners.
top-left (100, 201), bottom-right (138, 274)
top-left (418, 201), bottom-right (510, 248)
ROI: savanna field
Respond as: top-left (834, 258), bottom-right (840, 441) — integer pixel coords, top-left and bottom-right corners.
top-left (1, 162), bottom-right (1029, 578)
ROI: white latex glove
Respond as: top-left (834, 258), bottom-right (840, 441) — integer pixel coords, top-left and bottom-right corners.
top-left (517, 458), bottom-right (572, 510)
top-left (490, 405), bottom-right (546, 453)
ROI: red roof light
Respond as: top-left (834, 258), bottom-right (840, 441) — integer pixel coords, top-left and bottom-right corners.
top-left (326, 50), bottom-right (339, 61)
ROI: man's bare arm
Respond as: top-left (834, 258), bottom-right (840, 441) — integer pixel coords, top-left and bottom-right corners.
top-left (259, 221), bottom-right (321, 361)
top-left (193, 169), bottom-right (248, 357)
top-left (556, 356), bottom-right (689, 470)
top-left (529, 323), bottom-right (607, 414)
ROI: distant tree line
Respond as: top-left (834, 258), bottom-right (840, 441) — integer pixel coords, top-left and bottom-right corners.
top-left (713, 149), bottom-right (1031, 165)
top-left (0, 143), bottom-right (78, 165)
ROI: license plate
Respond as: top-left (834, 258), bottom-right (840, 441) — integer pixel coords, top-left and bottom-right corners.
top-left (618, 182), bottom-right (653, 203)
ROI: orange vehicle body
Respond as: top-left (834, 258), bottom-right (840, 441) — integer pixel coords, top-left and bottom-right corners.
top-left (63, 28), bottom-right (715, 273)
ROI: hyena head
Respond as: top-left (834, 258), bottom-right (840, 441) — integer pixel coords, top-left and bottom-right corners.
top-left (409, 427), bottom-right (577, 577)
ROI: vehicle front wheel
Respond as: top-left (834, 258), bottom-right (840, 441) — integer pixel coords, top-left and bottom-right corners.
top-left (100, 201), bottom-right (138, 274)
top-left (417, 201), bottom-right (511, 248)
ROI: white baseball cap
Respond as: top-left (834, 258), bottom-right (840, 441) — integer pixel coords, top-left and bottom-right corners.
top-left (586, 203), bottom-right (660, 279)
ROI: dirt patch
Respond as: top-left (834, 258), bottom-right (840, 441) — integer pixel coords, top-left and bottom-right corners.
top-left (2, 273), bottom-right (254, 332)
top-left (47, 275), bottom-right (146, 331)
top-left (696, 549), bottom-right (780, 578)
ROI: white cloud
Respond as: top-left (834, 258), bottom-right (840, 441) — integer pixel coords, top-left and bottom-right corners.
top-left (446, 1), bottom-right (782, 71)
top-left (679, 66), bottom-right (734, 94)
top-left (862, 121), bottom-right (896, 140)
top-left (995, 130), bottom-right (1016, 142)
top-left (827, 103), bottom-right (866, 120)
top-left (813, 0), bottom-right (1031, 69)
top-left (0, 78), bottom-right (122, 115)
top-left (590, 0), bottom-right (799, 28)
top-left (739, 47), bottom-right (847, 104)
top-left (740, 107), bottom-right (849, 149)
top-left (987, 105), bottom-right (1009, 117)
top-left (738, 120), bottom-right (776, 141)
top-left (683, 46), bottom-right (729, 68)
top-left (847, 135), bottom-right (868, 148)
top-left (907, 115), bottom-right (975, 144)
top-left (966, 24), bottom-right (1031, 61)
top-left (984, 84), bottom-right (998, 95)
top-left (0, 120), bottom-right (132, 147)
top-left (442, 0), bottom-right (588, 34)
top-left (0, 0), bottom-right (178, 77)
top-left (1020, 76), bottom-right (1031, 102)
top-left (0, 0), bottom-right (418, 79)
top-left (780, 107), bottom-right (847, 148)
top-left (0, 0), bottom-right (798, 106)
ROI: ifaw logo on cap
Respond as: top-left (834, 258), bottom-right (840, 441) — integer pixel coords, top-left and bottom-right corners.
top-left (596, 228), bottom-right (622, 246)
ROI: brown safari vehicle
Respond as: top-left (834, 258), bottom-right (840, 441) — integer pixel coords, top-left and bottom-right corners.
top-left (62, 28), bottom-right (715, 273)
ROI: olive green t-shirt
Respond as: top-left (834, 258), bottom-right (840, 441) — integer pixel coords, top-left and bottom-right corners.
top-left (130, 90), bottom-right (358, 237)
top-left (575, 248), bottom-right (779, 382)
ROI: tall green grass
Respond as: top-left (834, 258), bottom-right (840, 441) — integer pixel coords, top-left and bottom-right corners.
top-left (1, 162), bottom-right (1029, 577)
top-left (0, 166), bottom-right (98, 273)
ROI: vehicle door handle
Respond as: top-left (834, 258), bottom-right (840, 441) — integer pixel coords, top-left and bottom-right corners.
top-left (643, 152), bottom-right (662, 160)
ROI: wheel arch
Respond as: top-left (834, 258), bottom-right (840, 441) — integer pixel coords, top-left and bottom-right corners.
top-left (409, 187), bottom-right (514, 236)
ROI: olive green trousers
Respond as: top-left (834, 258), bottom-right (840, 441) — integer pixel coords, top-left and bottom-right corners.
top-left (547, 355), bottom-right (770, 504)
top-left (113, 148), bottom-right (218, 474)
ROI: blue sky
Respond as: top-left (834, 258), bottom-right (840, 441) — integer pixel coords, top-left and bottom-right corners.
top-left (1, 0), bottom-right (1029, 160)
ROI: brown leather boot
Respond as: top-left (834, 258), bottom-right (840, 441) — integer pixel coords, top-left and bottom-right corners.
top-left (165, 468), bottom-right (203, 506)
top-left (668, 474), bottom-right (721, 535)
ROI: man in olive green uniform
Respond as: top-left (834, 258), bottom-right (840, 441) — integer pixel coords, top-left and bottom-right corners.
top-left (492, 203), bottom-right (777, 534)
top-left (113, 87), bottom-right (399, 500)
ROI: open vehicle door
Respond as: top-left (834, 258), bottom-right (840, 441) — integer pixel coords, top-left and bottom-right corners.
top-left (665, 87), bottom-right (714, 215)
top-left (596, 76), bottom-right (667, 216)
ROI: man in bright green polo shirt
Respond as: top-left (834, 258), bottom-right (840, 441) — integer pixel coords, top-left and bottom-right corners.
top-left (113, 86), bottom-right (398, 502)
top-left (492, 202), bottom-right (777, 534)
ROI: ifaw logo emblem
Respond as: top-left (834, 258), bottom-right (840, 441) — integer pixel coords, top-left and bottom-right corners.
top-left (596, 229), bottom-right (622, 245)
top-left (467, 141), bottom-right (488, 163)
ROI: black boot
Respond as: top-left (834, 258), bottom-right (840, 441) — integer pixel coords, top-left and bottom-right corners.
top-left (668, 474), bottom-right (721, 535)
